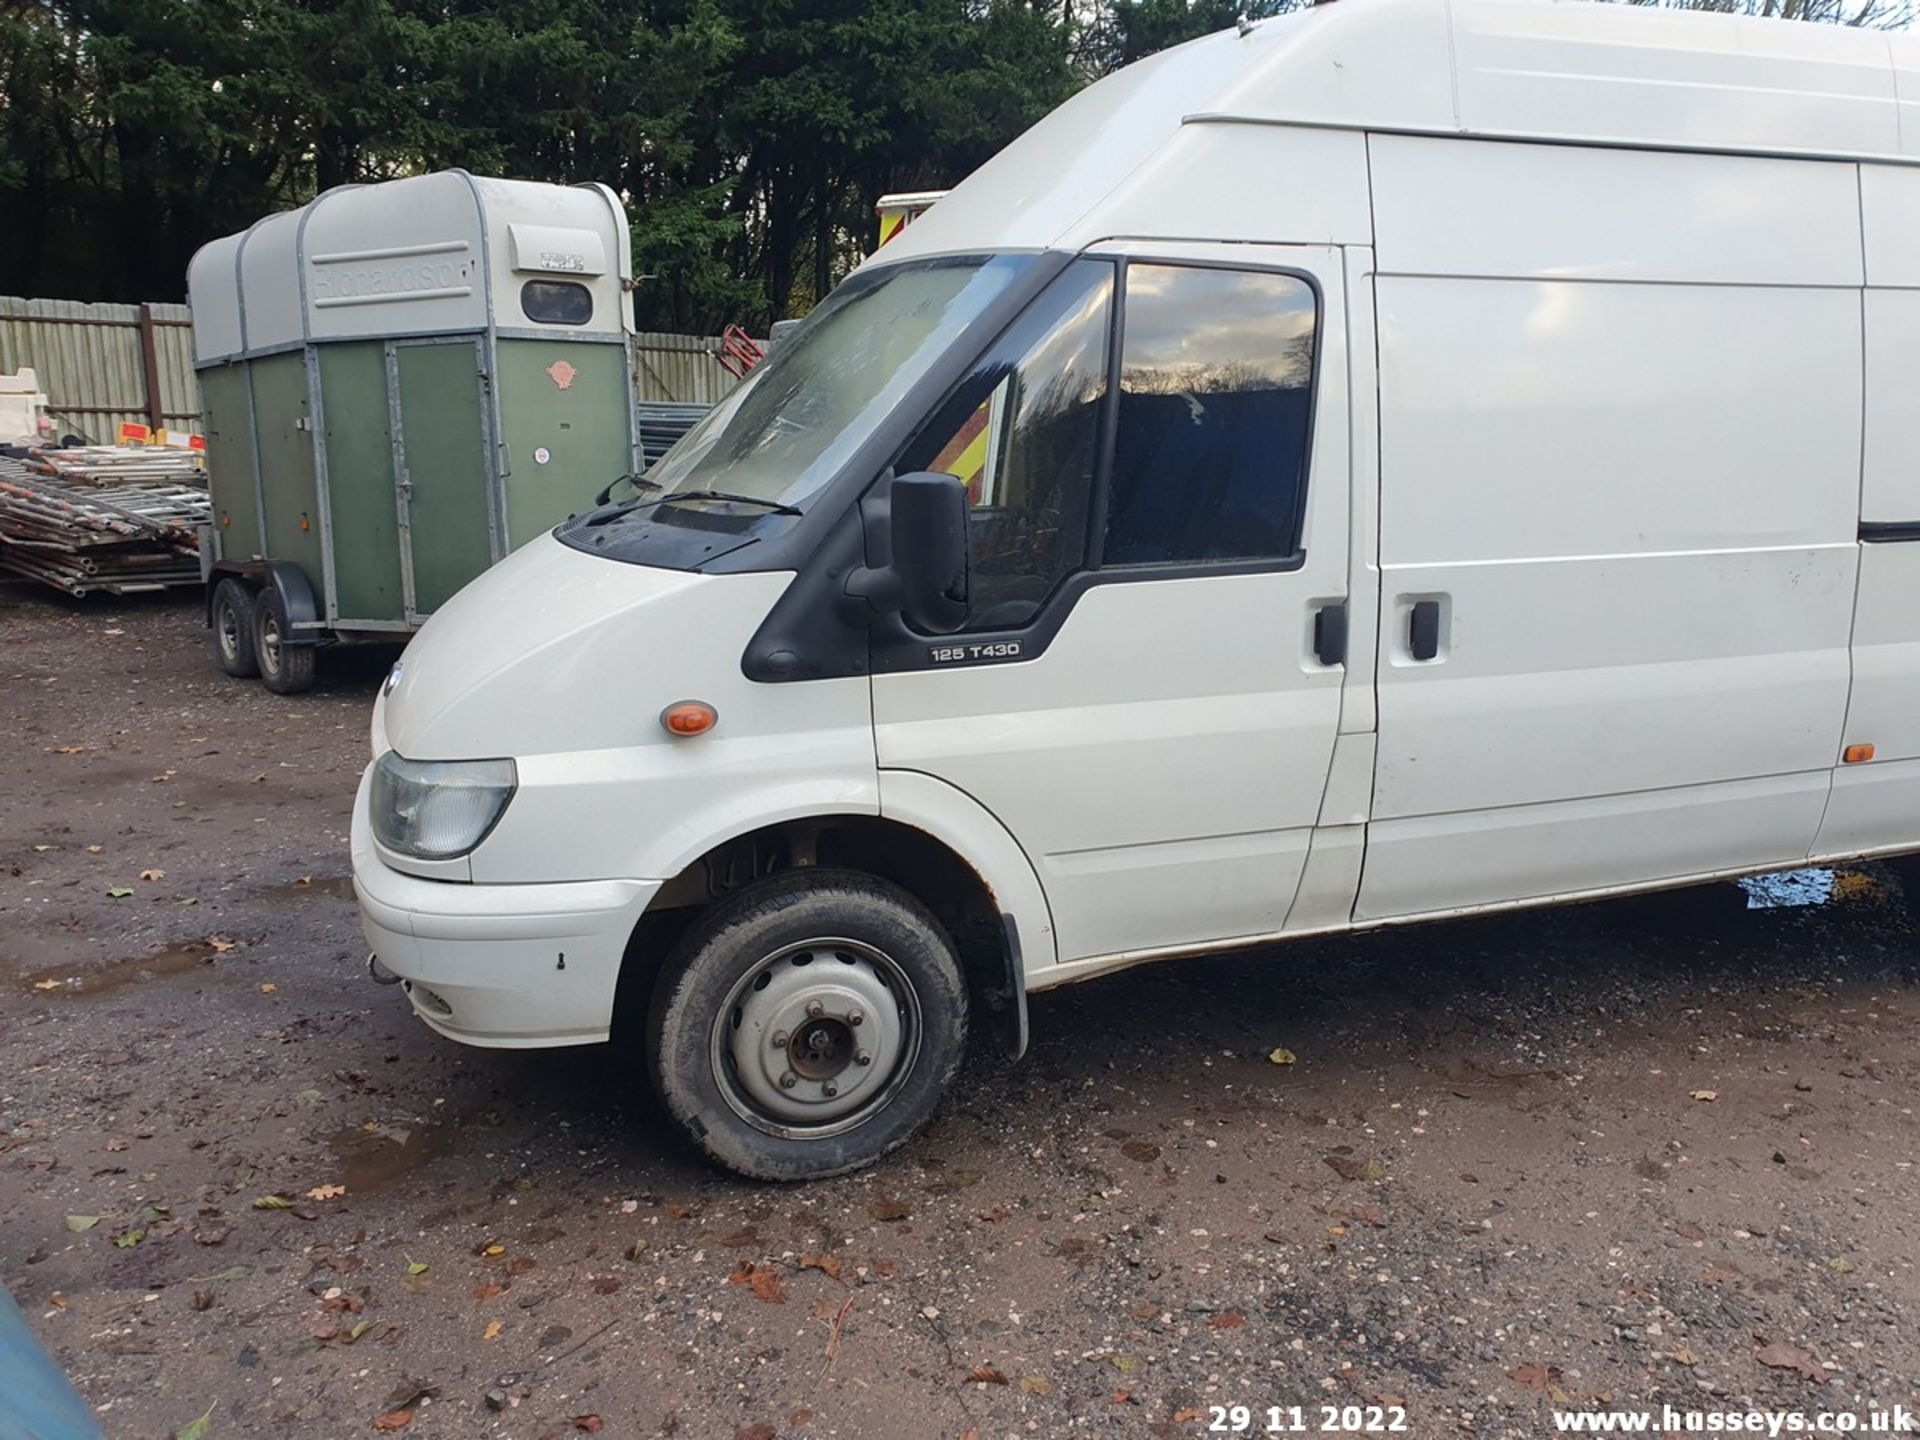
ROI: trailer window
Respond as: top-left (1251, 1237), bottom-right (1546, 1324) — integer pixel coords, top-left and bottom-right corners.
top-left (902, 259), bottom-right (1113, 631)
top-left (1103, 265), bottom-right (1316, 566)
top-left (521, 280), bottom-right (593, 326)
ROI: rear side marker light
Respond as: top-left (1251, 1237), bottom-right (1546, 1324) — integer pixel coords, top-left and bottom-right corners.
top-left (1844, 743), bottom-right (1875, 764)
top-left (662, 701), bottom-right (718, 737)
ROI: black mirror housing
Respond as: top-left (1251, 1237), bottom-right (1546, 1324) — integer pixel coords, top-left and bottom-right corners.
top-left (847, 471), bottom-right (970, 634)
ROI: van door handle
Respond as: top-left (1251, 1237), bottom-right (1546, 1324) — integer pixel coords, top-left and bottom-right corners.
top-left (1409, 599), bottom-right (1442, 662)
top-left (1313, 602), bottom-right (1347, 667)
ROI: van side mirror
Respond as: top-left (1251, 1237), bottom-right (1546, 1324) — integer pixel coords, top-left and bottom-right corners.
top-left (847, 472), bottom-right (971, 634)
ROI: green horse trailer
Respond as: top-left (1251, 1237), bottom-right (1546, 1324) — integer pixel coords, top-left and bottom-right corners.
top-left (187, 171), bottom-right (640, 692)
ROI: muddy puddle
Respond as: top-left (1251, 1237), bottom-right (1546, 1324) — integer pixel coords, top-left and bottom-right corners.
top-left (327, 1121), bottom-right (457, 1194)
top-left (15, 939), bottom-right (217, 996)
top-left (249, 874), bottom-right (354, 902)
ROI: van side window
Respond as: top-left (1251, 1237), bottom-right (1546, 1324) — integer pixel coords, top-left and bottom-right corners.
top-left (902, 259), bottom-right (1113, 632)
top-left (1103, 265), bottom-right (1317, 566)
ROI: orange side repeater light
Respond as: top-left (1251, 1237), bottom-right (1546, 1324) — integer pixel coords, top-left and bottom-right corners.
top-left (1844, 743), bottom-right (1875, 765)
top-left (661, 700), bottom-right (718, 738)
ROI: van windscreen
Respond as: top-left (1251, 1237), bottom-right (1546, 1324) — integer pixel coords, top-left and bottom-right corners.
top-left (642, 256), bottom-right (1032, 513)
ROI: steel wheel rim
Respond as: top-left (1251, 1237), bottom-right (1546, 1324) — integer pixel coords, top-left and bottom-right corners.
top-left (708, 935), bottom-right (922, 1140)
top-left (217, 600), bottom-right (242, 663)
top-left (259, 612), bottom-right (281, 674)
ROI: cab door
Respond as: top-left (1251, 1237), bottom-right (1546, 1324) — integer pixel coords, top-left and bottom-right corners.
top-left (871, 243), bottom-right (1354, 968)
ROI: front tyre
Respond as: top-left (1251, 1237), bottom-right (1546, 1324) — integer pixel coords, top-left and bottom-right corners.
top-left (646, 870), bottom-right (969, 1180)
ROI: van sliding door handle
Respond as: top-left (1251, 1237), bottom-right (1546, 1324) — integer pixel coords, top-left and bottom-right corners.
top-left (1409, 600), bottom-right (1441, 662)
top-left (1313, 602), bottom-right (1347, 667)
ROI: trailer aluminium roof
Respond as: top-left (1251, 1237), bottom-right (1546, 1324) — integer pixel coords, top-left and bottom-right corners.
top-left (875, 0), bottom-right (1920, 266)
top-left (188, 171), bottom-right (635, 365)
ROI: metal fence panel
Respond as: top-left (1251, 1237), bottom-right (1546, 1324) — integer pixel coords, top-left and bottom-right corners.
top-left (0, 296), bottom-right (199, 444)
top-left (630, 331), bottom-right (746, 405)
top-left (0, 300), bottom-right (739, 443)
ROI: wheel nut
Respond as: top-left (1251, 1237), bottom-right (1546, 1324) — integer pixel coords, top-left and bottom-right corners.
top-left (822, 1082), bottom-right (838, 1098)
top-left (779, 1071), bottom-right (797, 1089)
top-left (805, 1000), bottom-right (825, 1019)
top-left (770, 1030), bottom-right (789, 1049)
top-left (855, 1050), bottom-right (872, 1067)
top-left (848, 1009), bottom-right (864, 1027)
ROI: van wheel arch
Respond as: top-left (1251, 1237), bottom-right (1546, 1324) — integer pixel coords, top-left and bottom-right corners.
top-left (612, 815), bottom-right (1024, 1061)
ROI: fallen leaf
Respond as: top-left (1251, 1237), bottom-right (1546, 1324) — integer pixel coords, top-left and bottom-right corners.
top-left (106, 886), bottom-right (134, 899)
top-left (151, 769), bottom-right (177, 783)
top-left (572, 1419), bottom-right (603, 1435)
top-left (733, 1427), bottom-right (777, 1440)
top-left (1121, 1141), bottom-right (1160, 1164)
top-left (113, 1228), bottom-right (146, 1248)
top-left (1017, 1375), bottom-right (1053, 1397)
top-left (344, 1319), bottom-right (374, 1343)
top-left (1756, 1340), bottom-right (1829, 1383)
top-left (1324, 1154), bottom-right (1385, 1183)
top-left (140, 868), bottom-right (166, 882)
top-left (405, 1258), bottom-right (429, 1276)
top-left (1208, 1311), bottom-right (1246, 1329)
top-left (1108, 1353), bottom-right (1142, 1374)
top-left (623, 1239), bottom-right (648, 1262)
top-left (870, 1199), bottom-right (911, 1222)
top-left (1268, 1047), bottom-right (1298, 1066)
top-left (967, 1364), bottom-right (1008, 1385)
top-left (727, 1261), bottom-right (786, 1304)
top-left (1110, 1388), bottom-right (1135, 1405)
top-left (65, 1215), bottom-right (101, 1233)
top-left (208, 935), bottom-right (239, 953)
top-left (371, 1411), bottom-right (414, 1432)
top-left (482, 1320), bottom-right (502, 1341)
top-left (799, 1252), bottom-right (843, 1280)
top-left (259, 983), bottom-right (277, 994)
top-left (481, 1242), bottom-right (504, 1257)
top-left (1507, 1363), bottom-right (1564, 1392)
top-left (85, 843), bottom-right (103, 853)
top-left (251, 1195), bottom-right (293, 1210)
top-left (192, 1290), bottom-right (214, 1312)
top-left (1691, 1090), bottom-right (1719, 1102)
top-left (33, 979), bottom-right (60, 990)
top-left (32, 844), bottom-right (56, 852)
top-left (296, 875), bottom-right (313, 886)
top-left (306, 1184), bottom-right (346, 1202)
top-left (52, 745), bottom-right (84, 755)
top-left (473, 1282), bottom-right (505, 1303)
top-left (1672, 1345), bottom-right (1700, 1366)
top-left (1827, 1256), bottom-right (1855, 1274)
top-left (1172, 1408), bottom-right (1204, 1424)
top-left (175, 1401), bottom-right (217, 1440)
top-left (722, 1227), bottom-right (761, 1248)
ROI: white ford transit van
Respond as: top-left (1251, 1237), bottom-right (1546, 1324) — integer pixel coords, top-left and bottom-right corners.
top-left (354, 0), bottom-right (1920, 1179)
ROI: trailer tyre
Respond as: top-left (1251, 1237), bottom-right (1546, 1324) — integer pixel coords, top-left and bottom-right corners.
top-left (646, 869), bottom-right (969, 1180)
top-left (252, 588), bottom-right (316, 695)
top-left (210, 579), bottom-right (260, 679)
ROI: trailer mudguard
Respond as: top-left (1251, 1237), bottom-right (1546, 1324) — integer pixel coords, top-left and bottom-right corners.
top-left (261, 560), bottom-right (324, 645)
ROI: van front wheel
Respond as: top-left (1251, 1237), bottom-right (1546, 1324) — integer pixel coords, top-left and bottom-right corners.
top-left (646, 870), bottom-right (969, 1180)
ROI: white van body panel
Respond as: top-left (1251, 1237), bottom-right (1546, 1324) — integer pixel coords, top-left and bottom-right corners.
top-left (1358, 131), bottom-right (1862, 919)
top-left (380, 534), bottom-right (879, 887)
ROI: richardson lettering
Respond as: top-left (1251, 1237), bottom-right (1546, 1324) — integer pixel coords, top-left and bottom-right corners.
top-left (313, 260), bottom-right (462, 300)
top-left (538, 250), bottom-right (588, 272)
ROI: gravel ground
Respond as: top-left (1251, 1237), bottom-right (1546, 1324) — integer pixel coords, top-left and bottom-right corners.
top-left (4, 582), bottom-right (1919, 1440)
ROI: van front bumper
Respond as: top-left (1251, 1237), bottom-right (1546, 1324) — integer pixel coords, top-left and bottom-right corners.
top-left (351, 805), bottom-right (659, 1049)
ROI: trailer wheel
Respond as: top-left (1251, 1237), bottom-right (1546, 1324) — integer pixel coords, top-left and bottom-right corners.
top-left (646, 869), bottom-right (969, 1180)
top-left (253, 588), bottom-right (316, 695)
top-left (210, 579), bottom-right (260, 679)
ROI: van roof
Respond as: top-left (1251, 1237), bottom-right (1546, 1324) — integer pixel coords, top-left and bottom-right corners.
top-left (870, 0), bottom-right (1920, 266)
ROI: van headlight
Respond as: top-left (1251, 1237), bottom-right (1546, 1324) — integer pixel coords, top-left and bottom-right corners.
top-left (370, 752), bottom-right (517, 860)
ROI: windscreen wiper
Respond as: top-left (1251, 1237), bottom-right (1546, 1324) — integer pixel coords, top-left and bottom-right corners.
top-left (655, 490), bottom-right (803, 517)
top-left (592, 473), bottom-right (662, 507)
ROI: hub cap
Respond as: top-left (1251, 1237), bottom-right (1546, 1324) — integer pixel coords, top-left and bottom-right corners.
top-left (709, 937), bottom-right (920, 1139)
